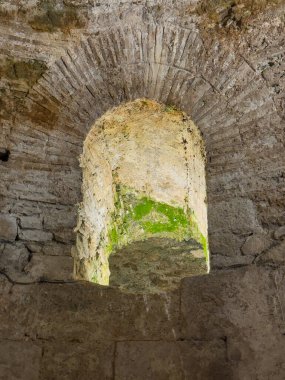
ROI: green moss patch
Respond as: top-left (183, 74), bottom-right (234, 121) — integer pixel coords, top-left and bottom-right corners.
top-left (106, 185), bottom-right (208, 293)
top-left (105, 185), bottom-right (208, 263)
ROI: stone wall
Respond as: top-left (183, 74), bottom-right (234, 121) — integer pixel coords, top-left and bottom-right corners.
top-left (0, 1), bottom-right (284, 278)
top-left (0, 1), bottom-right (284, 282)
top-left (1, 265), bottom-right (285, 379)
top-left (0, 2), bottom-right (285, 377)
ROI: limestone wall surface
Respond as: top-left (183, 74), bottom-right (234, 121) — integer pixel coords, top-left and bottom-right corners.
top-left (0, 0), bottom-right (284, 282)
top-left (0, 265), bottom-right (285, 379)
top-left (0, 2), bottom-right (285, 377)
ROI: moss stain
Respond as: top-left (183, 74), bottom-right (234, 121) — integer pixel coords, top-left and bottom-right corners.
top-left (105, 185), bottom-right (209, 263)
top-left (99, 185), bottom-right (209, 292)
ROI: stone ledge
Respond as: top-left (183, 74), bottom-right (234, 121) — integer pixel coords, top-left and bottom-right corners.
top-left (36, 282), bottom-right (181, 342)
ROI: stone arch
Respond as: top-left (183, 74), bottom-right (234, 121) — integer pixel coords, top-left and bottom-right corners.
top-left (75, 99), bottom-right (208, 289)
top-left (13, 20), bottom-right (283, 280)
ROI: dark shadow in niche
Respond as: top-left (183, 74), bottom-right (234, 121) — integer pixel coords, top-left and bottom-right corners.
top-left (109, 237), bottom-right (207, 293)
top-left (0, 148), bottom-right (10, 162)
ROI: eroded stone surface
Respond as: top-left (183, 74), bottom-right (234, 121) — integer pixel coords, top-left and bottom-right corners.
top-left (241, 233), bottom-right (272, 256)
top-left (181, 266), bottom-right (285, 379)
top-left (109, 237), bottom-right (207, 293)
top-left (0, 214), bottom-right (17, 241)
top-left (274, 226), bottom-right (285, 240)
top-left (0, 340), bottom-right (41, 380)
top-left (0, 265), bottom-right (284, 379)
top-left (26, 255), bottom-right (74, 281)
top-left (40, 341), bottom-right (114, 380)
top-left (115, 340), bottom-right (232, 380)
top-left (36, 282), bottom-right (180, 341)
top-left (0, 1), bottom-right (284, 378)
top-left (257, 240), bottom-right (285, 265)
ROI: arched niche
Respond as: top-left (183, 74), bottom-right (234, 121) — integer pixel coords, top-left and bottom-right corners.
top-left (74, 99), bottom-right (208, 292)
top-left (12, 21), bottom-right (278, 284)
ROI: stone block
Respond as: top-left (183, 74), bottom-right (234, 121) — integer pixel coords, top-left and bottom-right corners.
top-left (54, 228), bottom-right (75, 243)
top-left (36, 283), bottom-right (180, 342)
top-left (0, 281), bottom-right (38, 340)
top-left (209, 231), bottom-right (244, 256)
top-left (10, 199), bottom-right (42, 217)
top-left (181, 266), bottom-right (281, 345)
top-left (225, 334), bottom-right (285, 380)
top-left (257, 240), bottom-right (285, 265)
top-left (43, 208), bottom-right (77, 230)
top-left (0, 243), bottom-right (30, 272)
top-left (274, 226), bottom-right (285, 240)
top-left (19, 215), bottom-right (42, 230)
top-left (210, 254), bottom-right (254, 269)
top-left (208, 198), bottom-right (261, 234)
top-left (40, 341), bottom-right (114, 380)
top-left (115, 340), bottom-right (232, 380)
top-left (0, 340), bottom-right (41, 380)
top-left (241, 233), bottom-right (272, 256)
top-left (18, 229), bottom-right (53, 242)
top-left (273, 267), bottom-right (285, 334)
top-left (25, 241), bottom-right (72, 256)
top-left (42, 242), bottom-right (72, 256)
top-left (26, 255), bottom-right (74, 280)
top-left (0, 214), bottom-right (17, 241)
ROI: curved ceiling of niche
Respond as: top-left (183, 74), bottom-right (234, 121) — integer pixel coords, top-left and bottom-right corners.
top-left (20, 22), bottom-right (283, 152)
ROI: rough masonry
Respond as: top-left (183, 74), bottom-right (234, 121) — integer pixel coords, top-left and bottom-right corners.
top-left (0, 0), bottom-right (284, 378)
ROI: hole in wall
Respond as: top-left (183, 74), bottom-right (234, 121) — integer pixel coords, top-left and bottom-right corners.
top-left (0, 148), bottom-right (10, 162)
top-left (74, 99), bottom-right (209, 293)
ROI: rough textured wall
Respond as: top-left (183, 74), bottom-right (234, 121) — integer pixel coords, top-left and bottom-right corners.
top-left (75, 99), bottom-right (207, 284)
top-left (0, 1), bottom-right (284, 378)
top-left (1, 266), bottom-right (285, 379)
top-left (0, 0), bottom-right (284, 281)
